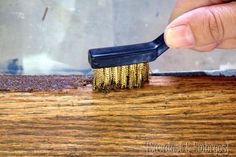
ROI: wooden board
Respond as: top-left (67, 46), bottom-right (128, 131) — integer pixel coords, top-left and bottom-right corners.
top-left (0, 76), bottom-right (236, 156)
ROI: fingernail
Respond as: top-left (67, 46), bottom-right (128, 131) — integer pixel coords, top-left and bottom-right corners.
top-left (165, 25), bottom-right (195, 48)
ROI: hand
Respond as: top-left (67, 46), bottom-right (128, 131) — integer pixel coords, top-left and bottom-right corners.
top-left (164, 0), bottom-right (236, 51)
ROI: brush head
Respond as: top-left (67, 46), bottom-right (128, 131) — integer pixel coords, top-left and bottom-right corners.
top-left (88, 34), bottom-right (168, 69)
top-left (93, 63), bottom-right (149, 91)
top-left (88, 33), bottom-right (168, 91)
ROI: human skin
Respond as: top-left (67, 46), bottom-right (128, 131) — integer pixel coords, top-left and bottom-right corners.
top-left (164, 0), bottom-right (236, 52)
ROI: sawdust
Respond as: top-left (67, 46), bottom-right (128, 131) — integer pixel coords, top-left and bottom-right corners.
top-left (0, 75), bottom-right (92, 92)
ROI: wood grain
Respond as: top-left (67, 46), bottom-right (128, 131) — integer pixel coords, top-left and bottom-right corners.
top-left (0, 76), bottom-right (236, 156)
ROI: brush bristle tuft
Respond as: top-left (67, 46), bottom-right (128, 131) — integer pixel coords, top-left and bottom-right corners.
top-left (93, 63), bottom-right (149, 91)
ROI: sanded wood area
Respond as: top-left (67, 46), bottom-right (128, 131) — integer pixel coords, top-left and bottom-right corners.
top-left (0, 76), bottom-right (236, 156)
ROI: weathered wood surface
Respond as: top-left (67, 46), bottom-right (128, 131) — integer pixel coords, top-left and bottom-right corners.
top-left (0, 76), bottom-right (236, 156)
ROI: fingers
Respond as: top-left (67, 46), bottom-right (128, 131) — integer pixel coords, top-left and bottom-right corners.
top-left (193, 38), bottom-right (236, 51)
top-left (170, 0), bottom-right (233, 21)
top-left (218, 38), bottom-right (236, 49)
top-left (164, 2), bottom-right (236, 51)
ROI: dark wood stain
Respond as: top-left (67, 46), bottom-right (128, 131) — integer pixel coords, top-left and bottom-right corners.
top-left (0, 76), bottom-right (236, 156)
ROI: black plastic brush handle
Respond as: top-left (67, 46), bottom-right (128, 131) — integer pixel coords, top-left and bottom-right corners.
top-left (153, 33), bottom-right (169, 58)
top-left (88, 33), bottom-right (169, 69)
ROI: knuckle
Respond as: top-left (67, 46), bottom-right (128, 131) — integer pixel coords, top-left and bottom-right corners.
top-left (207, 8), bottom-right (225, 42)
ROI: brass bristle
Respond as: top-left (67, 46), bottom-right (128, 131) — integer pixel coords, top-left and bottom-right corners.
top-left (93, 63), bottom-right (149, 91)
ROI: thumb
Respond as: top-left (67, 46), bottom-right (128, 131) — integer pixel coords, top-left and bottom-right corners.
top-left (164, 2), bottom-right (236, 51)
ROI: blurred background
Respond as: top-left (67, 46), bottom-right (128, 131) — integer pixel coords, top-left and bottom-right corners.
top-left (0, 0), bottom-right (235, 75)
